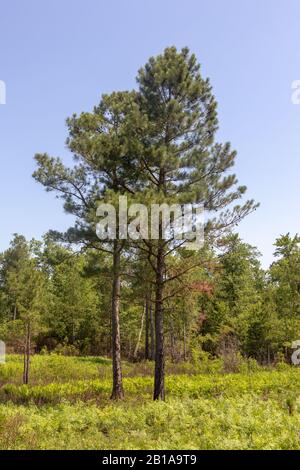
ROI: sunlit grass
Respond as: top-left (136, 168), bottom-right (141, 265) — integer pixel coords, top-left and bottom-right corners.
top-left (0, 354), bottom-right (299, 449)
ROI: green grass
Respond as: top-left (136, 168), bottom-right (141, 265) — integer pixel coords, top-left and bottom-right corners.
top-left (0, 354), bottom-right (299, 449)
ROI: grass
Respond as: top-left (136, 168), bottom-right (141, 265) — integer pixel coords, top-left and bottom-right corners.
top-left (0, 354), bottom-right (299, 449)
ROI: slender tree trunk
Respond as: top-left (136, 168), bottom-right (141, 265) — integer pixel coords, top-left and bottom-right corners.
top-left (145, 290), bottom-right (155, 360)
top-left (145, 294), bottom-right (150, 360)
top-left (183, 321), bottom-right (187, 361)
top-left (110, 240), bottom-right (124, 400)
top-left (134, 303), bottom-right (145, 359)
top-left (150, 296), bottom-right (155, 360)
top-left (23, 322), bottom-right (31, 385)
top-left (170, 321), bottom-right (176, 363)
top-left (153, 242), bottom-right (165, 400)
top-left (108, 309), bottom-right (112, 355)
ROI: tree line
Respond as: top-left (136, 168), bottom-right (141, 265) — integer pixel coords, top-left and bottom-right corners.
top-left (1, 232), bottom-right (299, 386)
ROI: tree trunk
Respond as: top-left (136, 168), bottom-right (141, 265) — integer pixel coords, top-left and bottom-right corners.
top-left (110, 240), bottom-right (124, 400)
top-left (134, 303), bottom-right (145, 359)
top-left (13, 304), bottom-right (17, 321)
top-left (153, 243), bottom-right (165, 400)
top-left (23, 322), bottom-right (31, 385)
top-left (170, 321), bottom-right (176, 363)
top-left (145, 294), bottom-right (150, 360)
top-left (183, 321), bottom-right (187, 361)
top-left (150, 297), bottom-right (155, 360)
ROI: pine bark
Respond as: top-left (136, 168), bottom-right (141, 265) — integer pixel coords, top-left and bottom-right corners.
top-left (170, 321), bottom-right (176, 363)
top-left (183, 321), bottom-right (187, 361)
top-left (150, 298), bottom-right (155, 360)
top-left (110, 240), bottom-right (124, 400)
top-left (153, 242), bottom-right (165, 400)
top-left (23, 322), bottom-right (30, 385)
top-left (145, 294), bottom-right (150, 360)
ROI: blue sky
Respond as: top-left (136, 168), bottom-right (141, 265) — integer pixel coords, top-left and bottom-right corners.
top-left (0, 0), bottom-right (299, 267)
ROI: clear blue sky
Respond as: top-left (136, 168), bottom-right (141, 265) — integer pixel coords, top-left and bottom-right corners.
top-left (0, 0), bottom-right (299, 267)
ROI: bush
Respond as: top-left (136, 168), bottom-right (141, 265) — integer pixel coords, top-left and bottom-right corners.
top-left (53, 344), bottom-right (80, 356)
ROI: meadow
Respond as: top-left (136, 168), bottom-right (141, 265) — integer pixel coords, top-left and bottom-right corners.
top-left (0, 354), bottom-right (299, 450)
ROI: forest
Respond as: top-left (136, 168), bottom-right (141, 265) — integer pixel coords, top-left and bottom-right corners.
top-left (1, 230), bottom-right (300, 380)
top-left (1, 47), bottom-right (300, 450)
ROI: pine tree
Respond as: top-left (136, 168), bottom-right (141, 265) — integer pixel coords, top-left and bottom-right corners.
top-left (135, 47), bottom-right (257, 399)
top-left (0, 236), bottom-right (48, 384)
top-left (33, 91), bottom-right (142, 399)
